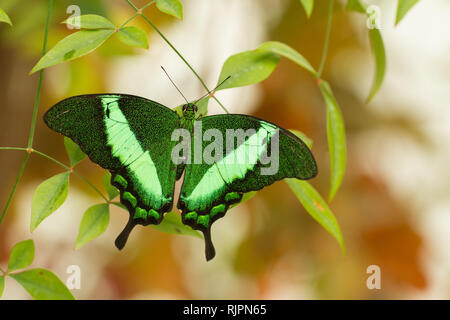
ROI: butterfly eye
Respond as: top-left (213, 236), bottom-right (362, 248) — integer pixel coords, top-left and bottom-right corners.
top-left (194, 106), bottom-right (198, 112)
top-left (182, 105), bottom-right (187, 112)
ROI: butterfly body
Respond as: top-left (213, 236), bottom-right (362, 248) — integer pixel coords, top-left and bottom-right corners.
top-left (44, 94), bottom-right (317, 260)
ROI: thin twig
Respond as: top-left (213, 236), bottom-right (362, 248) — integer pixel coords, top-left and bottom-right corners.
top-left (0, 154), bottom-right (30, 226)
top-left (119, 12), bottom-right (138, 29)
top-left (0, 147), bottom-right (108, 203)
top-left (27, 0), bottom-right (53, 148)
top-left (317, 0), bottom-right (334, 79)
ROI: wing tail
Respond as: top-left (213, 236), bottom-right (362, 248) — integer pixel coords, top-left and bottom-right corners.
top-left (115, 216), bottom-right (138, 250)
top-left (203, 227), bottom-right (216, 261)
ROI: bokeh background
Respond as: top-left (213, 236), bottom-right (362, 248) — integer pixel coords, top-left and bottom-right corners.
top-left (1, 0), bottom-right (449, 299)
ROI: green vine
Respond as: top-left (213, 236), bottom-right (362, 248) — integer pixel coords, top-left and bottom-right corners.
top-left (317, 0), bottom-right (334, 79)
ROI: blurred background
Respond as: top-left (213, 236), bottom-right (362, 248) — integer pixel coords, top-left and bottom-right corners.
top-left (0, 0), bottom-right (449, 299)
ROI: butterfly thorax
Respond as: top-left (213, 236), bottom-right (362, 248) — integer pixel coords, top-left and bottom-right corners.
top-left (180, 103), bottom-right (198, 133)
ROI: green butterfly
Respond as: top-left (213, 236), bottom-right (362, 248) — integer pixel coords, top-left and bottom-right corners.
top-left (44, 94), bottom-right (317, 260)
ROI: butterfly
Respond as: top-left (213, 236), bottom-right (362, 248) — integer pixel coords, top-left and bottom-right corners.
top-left (44, 94), bottom-right (317, 260)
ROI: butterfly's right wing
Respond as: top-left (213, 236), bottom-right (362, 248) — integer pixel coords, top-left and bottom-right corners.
top-left (44, 94), bottom-right (180, 248)
top-left (179, 114), bottom-right (317, 260)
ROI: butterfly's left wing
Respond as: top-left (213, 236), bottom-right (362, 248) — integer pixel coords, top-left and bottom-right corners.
top-left (178, 114), bottom-right (317, 260)
top-left (44, 94), bottom-right (180, 248)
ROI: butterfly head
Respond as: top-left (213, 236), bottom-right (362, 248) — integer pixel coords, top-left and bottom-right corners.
top-left (181, 103), bottom-right (198, 120)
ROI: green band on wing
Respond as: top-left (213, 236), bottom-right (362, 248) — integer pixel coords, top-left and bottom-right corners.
top-left (134, 207), bottom-right (147, 219)
top-left (197, 215), bottom-right (210, 228)
top-left (103, 97), bottom-right (163, 208)
top-left (123, 191), bottom-right (137, 208)
top-left (225, 192), bottom-right (241, 203)
top-left (148, 209), bottom-right (160, 220)
top-left (185, 211), bottom-right (197, 221)
top-left (113, 174), bottom-right (128, 188)
top-left (210, 204), bottom-right (226, 217)
top-left (184, 124), bottom-right (277, 211)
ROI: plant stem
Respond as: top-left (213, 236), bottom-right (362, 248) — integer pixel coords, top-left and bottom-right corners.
top-left (126, 0), bottom-right (230, 113)
top-left (27, 0), bottom-right (52, 148)
top-left (126, 0), bottom-right (138, 11)
top-left (0, 155), bottom-right (29, 226)
top-left (0, 147), bottom-right (108, 202)
top-left (0, 0), bottom-right (53, 228)
top-left (119, 0), bottom-right (155, 29)
top-left (317, 0), bottom-right (334, 79)
top-left (141, 0), bottom-right (155, 11)
top-left (119, 12), bottom-right (138, 29)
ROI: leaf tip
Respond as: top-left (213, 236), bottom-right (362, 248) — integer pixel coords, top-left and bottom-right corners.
top-left (29, 66), bottom-right (39, 75)
top-left (340, 242), bottom-right (346, 256)
top-left (327, 190), bottom-right (336, 203)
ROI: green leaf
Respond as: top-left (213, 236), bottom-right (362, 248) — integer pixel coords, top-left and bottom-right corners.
top-left (117, 26), bottom-right (149, 49)
top-left (152, 211), bottom-right (202, 239)
top-left (239, 191), bottom-right (257, 205)
top-left (0, 276), bottom-right (5, 298)
top-left (31, 172), bottom-right (70, 231)
top-left (289, 129), bottom-right (313, 149)
top-left (396, 0), bottom-right (419, 25)
top-left (346, 0), bottom-right (367, 13)
top-left (173, 104), bottom-right (183, 117)
top-left (318, 81), bottom-right (346, 201)
top-left (346, 0), bottom-right (386, 102)
top-left (285, 179), bottom-right (345, 253)
top-left (258, 41), bottom-right (317, 76)
top-left (8, 239), bottom-right (35, 272)
top-left (62, 14), bottom-right (115, 29)
top-left (103, 172), bottom-right (119, 200)
top-left (75, 204), bottom-right (110, 249)
top-left (0, 7), bottom-right (12, 25)
top-left (156, 0), bottom-right (183, 19)
top-left (64, 137), bottom-right (86, 167)
top-left (217, 50), bottom-right (280, 90)
top-left (195, 97), bottom-right (210, 117)
top-left (10, 268), bottom-right (74, 300)
top-left (299, 0), bottom-right (314, 18)
top-left (367, 28), bottom-right (386, 102)
top-left (30, 29), bottom-right (114, 74)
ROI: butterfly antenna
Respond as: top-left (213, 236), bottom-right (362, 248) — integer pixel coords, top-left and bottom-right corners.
top-left (161, 66), bottom-right (189, 104)
top-left (194, 75), bottom-right (231, 105)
